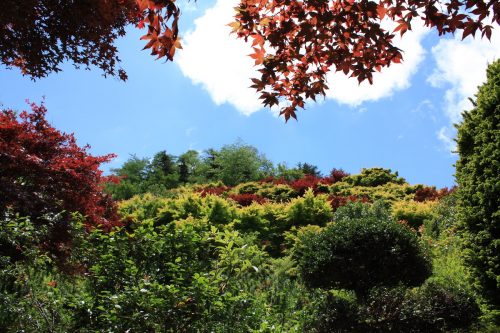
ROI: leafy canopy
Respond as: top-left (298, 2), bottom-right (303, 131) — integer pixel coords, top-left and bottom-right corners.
top-left (2, 0), bottom-right (498, 120)
top-left (0, 102), bottom-right (119, 229)
top-left (232, 0), bottom-right (500, 120)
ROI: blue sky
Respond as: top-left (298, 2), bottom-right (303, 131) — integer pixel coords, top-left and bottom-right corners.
top-left (1, 0), bottom-right (499, 188)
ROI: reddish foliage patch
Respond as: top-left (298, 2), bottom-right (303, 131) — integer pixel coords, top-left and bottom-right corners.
top-left (228, 193), bottom-right (267, 206)
top-left (232, 0), bottom-right (499, 120)
top-left (0, 102), bottom-right (120, 230)
top-left (196, 185), bottom-right (230, 197)
top-left (0, 102), bottom-right (121, 261)
top-left (259, 176), bottom-right (288, 185)
top-left (290, 174), bottom-right (322, 195)
top-left (328, 195), bottom-right (370, 212)
top-left (414, 186), bottom-right (456, 202)
top-left (325, 168), bottom-right (350, 184)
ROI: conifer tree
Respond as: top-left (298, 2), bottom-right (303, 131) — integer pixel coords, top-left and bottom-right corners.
top-left (456, 60), bottom-right (500, 316)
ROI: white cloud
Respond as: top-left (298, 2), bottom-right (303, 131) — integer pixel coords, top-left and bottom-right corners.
top-left (427, 31), bottom-right (500, 150)
top-left (176, 0), bottom-right (429, 115)
top-left (437, 126), bottom-right (457, 153)
top-left (412, 99), bottom-right (437, 122)
top-left (428, 32), bottom-right (500, 124)
top-left (325, 22), bottom-right (429, 106)
top-left (176, 0), bottom-right (262, 115)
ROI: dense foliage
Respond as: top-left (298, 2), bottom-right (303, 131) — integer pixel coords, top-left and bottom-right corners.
top-left (0, 102), bottom-right (496, 331)
top-left (456, 59), bottom-right (500, 319)
top-left (0, 103), bottom-right (119, 261)
top-left (1, 165), bottom-right (488, 331)
top-left (294, 203), bottom-right (432, 295)
top-left (0, 0), bottom-right (136, 80)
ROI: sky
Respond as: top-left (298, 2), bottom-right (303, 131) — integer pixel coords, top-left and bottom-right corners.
top-left (1, 0), bottom-right (499, 188)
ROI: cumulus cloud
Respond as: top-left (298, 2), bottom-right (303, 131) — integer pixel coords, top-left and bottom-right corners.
top-left (325, 22), bottom-right (429, 106)
top-left (437, 126), bottom-right (457, 153)
top-left (427, 31), bottom-right (500, 148)
top-left (176, 0), bottom-right (429, 115)
top-left (176, 0), bottom-right (261, 115)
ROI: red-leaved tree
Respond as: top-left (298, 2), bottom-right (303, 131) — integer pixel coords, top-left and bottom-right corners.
top-left (231, 0), bottom-right (499, 120)
top-left (0, 102), bottom-right (120, 231)
top-left (2, 1), bottom-right (498, 120)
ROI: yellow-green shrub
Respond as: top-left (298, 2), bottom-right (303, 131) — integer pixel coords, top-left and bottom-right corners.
top-left (118, 193), bottom-right (169, 222)
top-left (285, 189), bottom-right (333, 228)
top-left (157, 193), bottom-right (237, 225)
top-left (391, 200), bottom-right (437, 229)
top-left (257, 183), bottom-right (298, 202)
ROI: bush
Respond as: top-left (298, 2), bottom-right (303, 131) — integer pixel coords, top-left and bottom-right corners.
top-left (233, 181), bottom-right (261, 194)
top-left (391, 200), bottom-right (437, 230)
top-left (286, 189), bottom-right (333, 228)
top-left (234, 204), bottom-right (270, 236)
top-left (257, 183), bottom-right (298, 202)
top-left (363, 282), bottom-right (480, 332)
top-left (290, 174), bottom-right (323, 195)
top-left (294, 203), bottom-right (431, 296)
top-left (344, 167), bottom-right (406, 187)
top-left (328, 195), bottom-right (370, 212)
top-left (156, 193), bottom-right (237, 226)
top-left (74, 220), bottom-right (267, 332)
top-left (0, 103), bottom-right (120, 260)
top-left (118, 193), bottom-right (169, 222)
top-left (327, 168), bottom-right (350, 183)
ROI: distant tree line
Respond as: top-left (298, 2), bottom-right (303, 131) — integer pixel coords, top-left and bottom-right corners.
top-left (105, 141), bottom-right (334, 200)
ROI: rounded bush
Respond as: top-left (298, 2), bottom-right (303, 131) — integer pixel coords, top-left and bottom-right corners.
top-left (294, 204), bottom-right (431, 296)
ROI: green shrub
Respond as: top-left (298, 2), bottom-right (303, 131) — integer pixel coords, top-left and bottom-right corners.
top-left (421, 193), bottom-right (458, 240)
top-left (363, 282), bottom-right (480, 332)
top-left (305, 290), bottom-right (360, 333)
top-left (344, 167), bottom-right (406, 187)
top-left (285, 189), bottom-right (333, 228)
top-left (233, 181), bottom-right (261, 194)
top-left (257, 183), bottom-right (299, 202)
top-left (294, 203), bottom-right (431, 296)
top-left (76, 221), bottom-right (267, 332)
top-left (234, 204), bottom-right (271, 238)
top-left (118, 193), bottom-right (169, 222)
top-left (156, 193), bottom-right (237, 226)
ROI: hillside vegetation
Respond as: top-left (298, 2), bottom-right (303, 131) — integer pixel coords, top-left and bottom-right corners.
top-left (1, 151), bottom-right (487, 331)
top-left (2, 58), bottom-right (499, 331)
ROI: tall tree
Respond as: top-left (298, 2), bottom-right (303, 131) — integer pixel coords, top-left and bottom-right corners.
top-left (200, 148), bottom-right (222, 182)
top-left (0, 102), bottom-right (120, 260)
top-left (200, 142), bottom-right (273, 186)
top-left (107, 155), bottom-right (149, 200)
top-left (0, 102), bottom-right (119, 228)
top-left (456, 59), bottom-right (500, 316)
top-left (297, 162), bottom-right (321, 177)
top-left (178, 150), bottom-right (201, 183)
top-left (145, 150), bottom-right (179, 189)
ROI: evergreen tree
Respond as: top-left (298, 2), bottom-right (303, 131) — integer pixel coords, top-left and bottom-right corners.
top-left (456, 60), bottom-right (500, 318)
